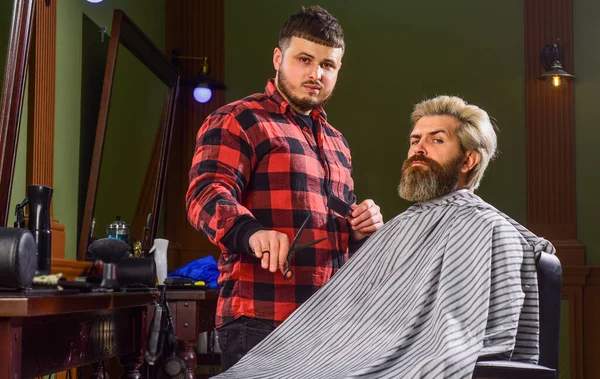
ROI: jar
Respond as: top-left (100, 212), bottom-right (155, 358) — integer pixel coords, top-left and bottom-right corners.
top-left (106, 216), bottom-right (130, 244)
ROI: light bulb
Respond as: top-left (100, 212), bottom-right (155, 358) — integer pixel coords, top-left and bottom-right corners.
top-left (551, 75), bottom-right (562, 88)
top-left (86, 0), bottom-right (104, 3)
top-left (193, 86), bottom-right (212, 103)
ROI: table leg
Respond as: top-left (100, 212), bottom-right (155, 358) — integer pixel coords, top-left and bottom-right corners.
top-left (0, 318), bottom-right (23, 379)
top-left (179, 340), bottom-right (197, 379)
top-left (118, 353), bottom-right (143, 379)
top-left (90, 362), bottom-right (109, 378)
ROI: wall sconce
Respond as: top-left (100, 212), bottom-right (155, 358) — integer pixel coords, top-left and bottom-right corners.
top-left (172, 49), bottom-right (227, 104)
top-left (539, 39), bottom-right (574, 89)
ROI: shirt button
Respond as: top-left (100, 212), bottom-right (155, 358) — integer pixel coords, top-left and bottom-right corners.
top-left (303, 127), bottom-right (309, 132)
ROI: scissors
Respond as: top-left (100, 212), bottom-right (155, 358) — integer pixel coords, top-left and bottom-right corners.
top-left (283, 214), bottom-right (327, 281)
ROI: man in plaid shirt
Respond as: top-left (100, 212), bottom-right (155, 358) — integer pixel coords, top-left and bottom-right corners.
top-left (186, 6), bottom-right (383, 370)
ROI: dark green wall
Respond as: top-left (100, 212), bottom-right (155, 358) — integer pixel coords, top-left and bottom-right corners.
top-left (225, 0), bottom-right (526, 223)
top-left (574, 0), bottom-right (600, 266)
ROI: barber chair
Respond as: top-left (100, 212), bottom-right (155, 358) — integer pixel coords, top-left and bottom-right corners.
top-left (472, 251), bottom-right (562, 379)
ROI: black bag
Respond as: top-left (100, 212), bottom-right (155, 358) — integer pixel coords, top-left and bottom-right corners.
top-left (0, 227), bottom-right (38, 289)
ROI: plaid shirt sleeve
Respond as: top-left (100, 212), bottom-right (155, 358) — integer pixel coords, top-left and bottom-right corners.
top-left (186, 111), bottom-right (260, 255)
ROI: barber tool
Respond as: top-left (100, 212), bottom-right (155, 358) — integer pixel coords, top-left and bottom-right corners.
top-left (327, 194), bottom-right (352, 217)
top-left (283, 214), bottom-right (327, 281)
top-left (87, 238), bottom-right (131, 289)
top-left (146, 285), bottom-right (186, 378)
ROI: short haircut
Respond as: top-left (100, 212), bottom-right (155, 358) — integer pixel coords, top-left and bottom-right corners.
top-left (279, 6), bottom-right (345, 53)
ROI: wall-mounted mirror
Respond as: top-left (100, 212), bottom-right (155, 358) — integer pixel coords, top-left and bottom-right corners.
top-left (0, 0), bottom-right (35, 226)
top-left (78, 10), bottom-right (179, 260)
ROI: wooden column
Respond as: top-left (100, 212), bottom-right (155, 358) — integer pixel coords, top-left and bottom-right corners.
top-left (562, 267), bottom-right (590, 379)
top-left (164, 0), bottom-right (224, 269)
top-left (524, 0), bottom-right (583, 266)
top-left (27, 0), bottom-right (64, 258)
top-left (582, 268), bottom-right (600, 378)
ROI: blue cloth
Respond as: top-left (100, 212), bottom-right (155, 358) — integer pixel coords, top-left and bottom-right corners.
top-left (168, 255), bottom-right (220, 289)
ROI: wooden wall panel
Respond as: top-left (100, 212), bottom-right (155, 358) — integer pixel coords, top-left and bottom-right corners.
top-left (524, 0), bottom-right (583, 266)
top-left (28, 0), bottom-right (64, 258)
top-left (562, 267), bottom-right (590, 379)
top-left (583, 268), bottom-right (600, 378)
top-left (164, 0), bottom-right (224, 270)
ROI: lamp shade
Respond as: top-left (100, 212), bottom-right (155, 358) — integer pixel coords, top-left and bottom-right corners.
top-left (539, 41), bottom-right (574, 89)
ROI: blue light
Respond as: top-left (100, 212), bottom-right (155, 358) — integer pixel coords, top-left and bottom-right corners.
top-left (193, 86), bottom-right (212, 103)
top-left (86, 0), bottom-right (104, 3)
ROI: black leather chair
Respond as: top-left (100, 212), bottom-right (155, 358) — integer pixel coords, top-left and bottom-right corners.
top-left (473, 251), bottom-right (562, 379)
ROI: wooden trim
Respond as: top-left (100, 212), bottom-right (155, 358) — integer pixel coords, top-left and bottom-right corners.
top-left (50, 258), bottom-right (92, 281)
top-left (27, 0), bottom-right (55, 187)
top-left (0, 0), bottom-right (35, 226)
top-left (562, 287), bottom-right (584, 379)
top-left (583, 267), bottom-right (600, 378)
top-left (562, 266), bottom-right (591, 379)
top-left (524, 0), bottom-right (584, 264)
top-left (78, 10), bottom-right (180, 260)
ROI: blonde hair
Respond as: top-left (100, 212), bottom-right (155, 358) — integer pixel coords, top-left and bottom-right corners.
top-left (410, 95), bottom-right (498, 191)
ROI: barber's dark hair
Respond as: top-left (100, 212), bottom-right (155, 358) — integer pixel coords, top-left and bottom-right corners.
top-left (279, 6), bottom-right (345, 52)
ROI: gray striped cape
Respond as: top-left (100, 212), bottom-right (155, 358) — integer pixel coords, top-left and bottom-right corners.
top-left (213, 190), bottom-right (555, 379)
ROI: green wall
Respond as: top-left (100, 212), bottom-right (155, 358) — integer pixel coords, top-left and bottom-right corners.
top-left (574, 0), bottom-right (600, 266)
top-left (53, 0), bottom-right (165, 259)
top-left (93, 46), bottom-right (168, 240)
top-left (7, 79), bottom-right (27, 227)
top-left (225, 0), bottom-right (526, 223)
top-left (3, 0), bottom-right (27, 228)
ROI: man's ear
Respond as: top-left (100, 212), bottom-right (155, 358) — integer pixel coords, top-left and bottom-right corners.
top-left (461, 151), bottom-right (480, 174)
top-left (273, 47), bottom-right (282, 71)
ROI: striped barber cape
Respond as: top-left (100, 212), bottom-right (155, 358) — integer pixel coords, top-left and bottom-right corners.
top-left (213, 190), bottom-right (555, 379)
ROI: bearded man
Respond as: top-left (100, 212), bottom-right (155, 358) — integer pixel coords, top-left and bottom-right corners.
top-left (212, 95), bottom-right (556, 379)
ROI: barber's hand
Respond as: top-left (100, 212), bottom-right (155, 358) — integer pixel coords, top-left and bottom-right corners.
top-left (249, 230), bottom-right (290, 274)
top-left (348, 199), bottom-right (383, 241)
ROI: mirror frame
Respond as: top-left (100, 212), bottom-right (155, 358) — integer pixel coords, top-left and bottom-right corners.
top-left (0, 0), bottom-right (35, 226)
top-left (78, 9), bottom-right (179, 260)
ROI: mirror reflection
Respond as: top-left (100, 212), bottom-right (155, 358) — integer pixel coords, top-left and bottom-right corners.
top-left (2, 0), bottom-right (29, 228)
top-left (90, 42), bottom-right (168, 249)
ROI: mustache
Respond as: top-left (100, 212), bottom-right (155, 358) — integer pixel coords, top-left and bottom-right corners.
top-left (302, 80), bottom-right (323, 89)
top-left (402, 155), bottom-right (437, 171)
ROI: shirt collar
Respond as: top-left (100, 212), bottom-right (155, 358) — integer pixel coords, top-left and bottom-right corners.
top-left (265, 79), bottom-right (328, 121)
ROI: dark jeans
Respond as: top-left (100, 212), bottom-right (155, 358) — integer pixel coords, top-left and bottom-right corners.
top-left (217, 316), bottom-right (275, 371)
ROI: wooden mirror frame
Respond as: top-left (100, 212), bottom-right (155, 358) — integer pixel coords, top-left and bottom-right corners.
top-left (77, 10), bottom-right (179, 261)
top-left (0, 0), bottom-right (35, 226)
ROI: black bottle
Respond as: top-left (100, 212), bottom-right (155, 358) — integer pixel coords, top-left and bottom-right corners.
top-left (27, 185), bottom-right (53, 275)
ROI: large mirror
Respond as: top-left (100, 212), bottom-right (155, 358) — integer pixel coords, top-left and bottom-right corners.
top-left (77, 10), bottom-right (179, 260)
top-left (0, 0), bottom-right (34, 226)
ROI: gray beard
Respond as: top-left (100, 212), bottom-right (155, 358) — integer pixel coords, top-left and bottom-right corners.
top-left (397, 157), bottom-right (462, 202)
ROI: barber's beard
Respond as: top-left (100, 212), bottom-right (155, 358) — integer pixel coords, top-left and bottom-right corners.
top-left (397, 154), bottom-right (464, 202)
top-left (276, 68), bottom-right (334, 113)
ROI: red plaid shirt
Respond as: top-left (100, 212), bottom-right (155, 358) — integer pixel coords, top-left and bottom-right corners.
top-left (186, 80), bottom-right (356, 328)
